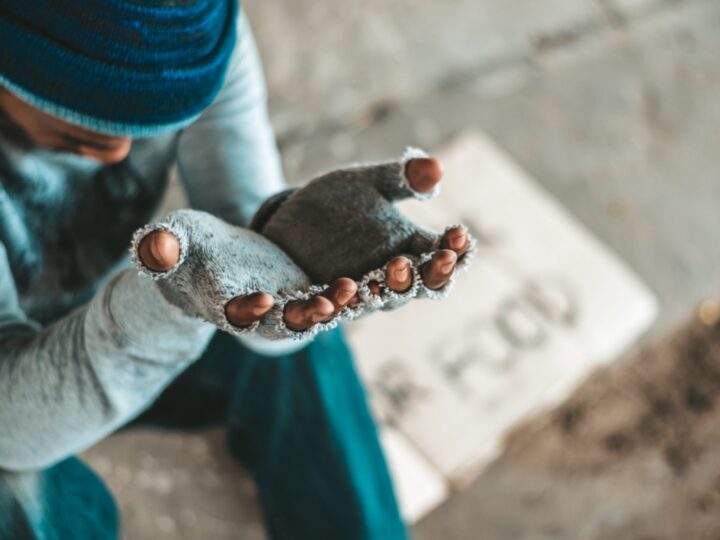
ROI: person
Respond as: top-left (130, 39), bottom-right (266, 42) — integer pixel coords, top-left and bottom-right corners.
top-left (0, 1), bottom-right (468, 538)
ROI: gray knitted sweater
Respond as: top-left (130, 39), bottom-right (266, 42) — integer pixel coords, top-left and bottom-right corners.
top-left (0, 12), bottom-right (286, 471)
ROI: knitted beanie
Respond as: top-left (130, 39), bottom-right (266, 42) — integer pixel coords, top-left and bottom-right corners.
top-left (0, 0), bottom-right (238, 137)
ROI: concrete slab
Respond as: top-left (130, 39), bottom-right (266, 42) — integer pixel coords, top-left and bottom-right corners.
top-left (600, 0), bottom-right (677, 20)
top-left (84, 429), bottom-right (264, 540)
top-left (347, 132), bottom-right (656, 491)
top-left (243, 0), bottom-right (606, 135)
top-left (415, 310), bottom-right (720, 540)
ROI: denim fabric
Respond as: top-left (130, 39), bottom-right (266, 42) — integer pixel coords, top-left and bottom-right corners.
top-left (229, 328), bottom-right (408, 540)
top-left (0, 458), bottom-right (118, 540)
top-left (0, 327), bottom-right (407, 540)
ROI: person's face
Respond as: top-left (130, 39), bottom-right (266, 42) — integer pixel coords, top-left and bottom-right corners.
top-left (0, 88), bottom-right (132, 164)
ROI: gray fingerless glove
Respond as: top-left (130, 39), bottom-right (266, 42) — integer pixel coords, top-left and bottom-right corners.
top-left (130, 148), bottom-right (474, 341)
top-left (253, 147), bottom-right (476, 319)
top-left (130, 209), bottom-right (320, 340)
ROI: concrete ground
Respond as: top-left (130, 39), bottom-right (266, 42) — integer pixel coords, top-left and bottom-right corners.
top-left (83, 0), bottom-right (720, 538)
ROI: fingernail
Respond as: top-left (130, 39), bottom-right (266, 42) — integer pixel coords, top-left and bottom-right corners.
top-left (311, 311), bottom-right (326, 323)
top-left (440, 261), bottom-right (455, 273)
top-left (406, 158), bottom-right (443, 192)
top-left (149, 232), bottom-right (179, 269)
top-left (449, 233), bottom-right (466, 250)
top-left (336, 288), bottom-right (355, 304)
top-left (251, 305), bottom-right (269, 316)
top-left (393, 265), bottom-right (410, 282)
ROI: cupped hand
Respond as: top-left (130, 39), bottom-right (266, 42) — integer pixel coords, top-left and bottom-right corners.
top-left (136, 156), bottom-right (470, 333)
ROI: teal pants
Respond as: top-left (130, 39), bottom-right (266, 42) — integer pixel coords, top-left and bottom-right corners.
top-left (0, 328), bottom-right (408, 540)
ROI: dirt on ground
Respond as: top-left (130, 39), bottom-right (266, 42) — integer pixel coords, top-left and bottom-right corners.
top-left (417, 304), bottom-right (720, 540)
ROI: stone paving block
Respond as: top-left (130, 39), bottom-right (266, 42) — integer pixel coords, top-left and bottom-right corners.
top-left (83, 430), bottom-right (265, 540)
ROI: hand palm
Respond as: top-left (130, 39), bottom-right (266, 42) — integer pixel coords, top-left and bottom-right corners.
top-left (133, 149), bottom-right (474, 339)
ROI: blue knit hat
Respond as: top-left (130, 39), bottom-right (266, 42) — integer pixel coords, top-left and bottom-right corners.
top-left (0, 0), bottom-right (238, 137)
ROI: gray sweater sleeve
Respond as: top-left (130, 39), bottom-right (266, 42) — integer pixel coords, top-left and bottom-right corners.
top-left (0, 243), bottom-right (214, 471)
top-left (177, 10), bottom-right (312, 354)
top-left (177, 9), bottom-right (286, 228)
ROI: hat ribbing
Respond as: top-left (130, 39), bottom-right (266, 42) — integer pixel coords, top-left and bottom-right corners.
top-left (0, 0), bottom-right (238, 136)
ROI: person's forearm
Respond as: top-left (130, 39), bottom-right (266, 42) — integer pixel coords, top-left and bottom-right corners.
top-left (177, 10), bottom-right (286, 227)
top-left (177, 10), bottom-right (314, 354)
top-left (0, 269), bottom-right (214, 471)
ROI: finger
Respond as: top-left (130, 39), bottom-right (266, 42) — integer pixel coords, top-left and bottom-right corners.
top-left (225, 292), bottom-right (275, 327)
top-left (386, 256), bottom-right (413, 293)
top-left (421, 249), bottom-right (457, 290)
top-left (321, 277), bottom-right (358, 315)
top-left (405, 157), bottom-right (443, 193)
top-left (284, 296), bottom-right (335, 331)
top-left (138, 230), bottom-right (180, 272)
top-left (368, 281), bottom-right (383, 296)
top-left (347, 293), bottom-right (361, 309)
top-left (440, 226), bottom-right (470, 257)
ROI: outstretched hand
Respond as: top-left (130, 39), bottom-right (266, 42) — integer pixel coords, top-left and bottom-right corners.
top-left (136, 156), bottom-right (470, 333)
